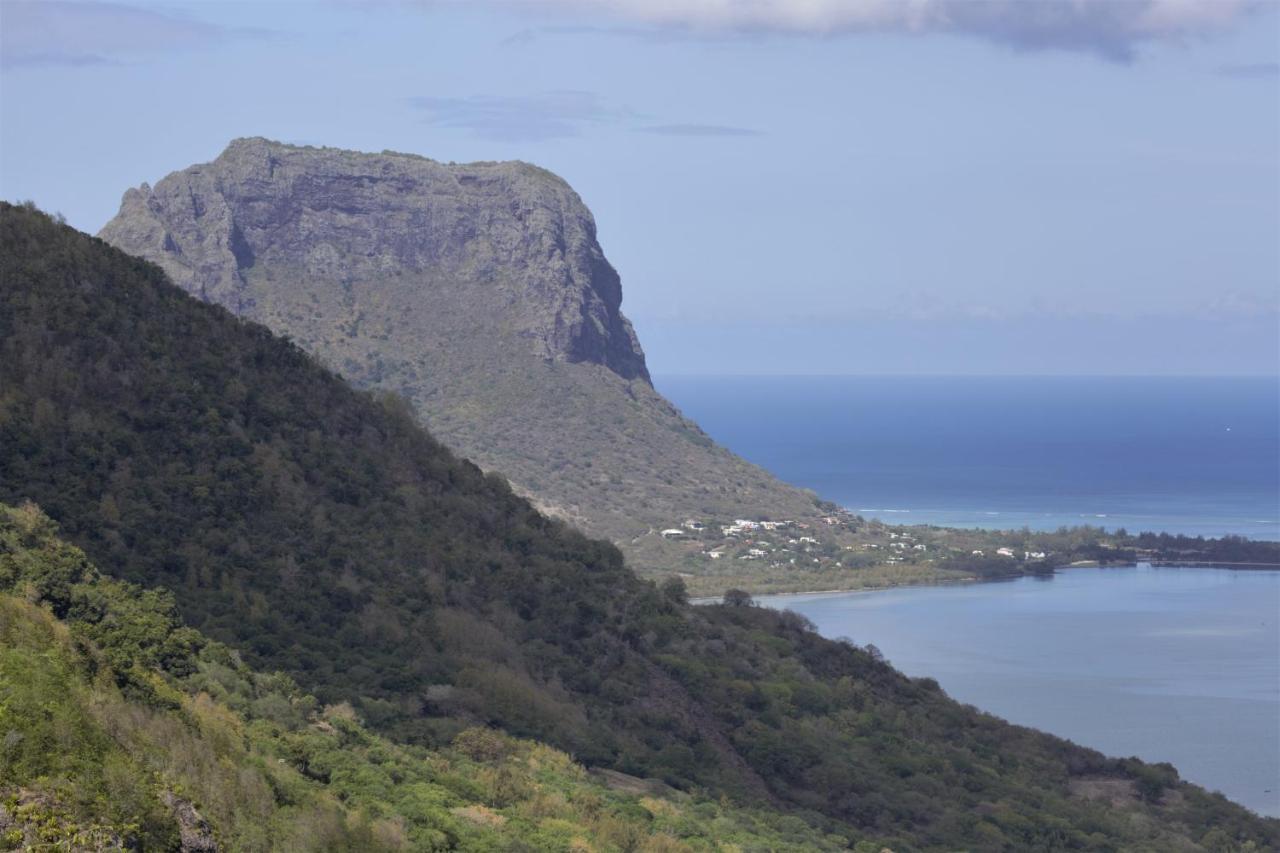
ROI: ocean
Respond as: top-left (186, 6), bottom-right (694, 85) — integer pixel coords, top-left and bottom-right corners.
top-left (655, 375), bottom-right (1279, 540)
top-left (660, 375), bottom-right (1280, 815)
top-left (757, 566), bottom-right (1280, 817)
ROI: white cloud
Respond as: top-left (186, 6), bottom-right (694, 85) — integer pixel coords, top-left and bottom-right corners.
top-left (409, 91), bottom-right (622, 140)
top-left (506, 0), bottom-right (1269, 60)
top-left (0, 1), bottom-right (271, 70)
top-left (636, 123), bottom-right (761, 137)
top-left (409, 91), bottom-right (763, 141)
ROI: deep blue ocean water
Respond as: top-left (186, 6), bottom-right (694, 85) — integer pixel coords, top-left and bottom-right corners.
top-left (758, 566), bottom-right (1280, 817)
top-left (656, 376), bottom-right (1279, 539)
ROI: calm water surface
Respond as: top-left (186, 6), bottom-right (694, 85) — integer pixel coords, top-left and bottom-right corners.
top-left (657, 376), bottom-right (1280, 539)
top-left (759, 565), bottom-right (1280, 817)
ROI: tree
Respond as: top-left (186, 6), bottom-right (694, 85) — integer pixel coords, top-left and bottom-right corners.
top-left (660, 576), bottom-right (688, 606)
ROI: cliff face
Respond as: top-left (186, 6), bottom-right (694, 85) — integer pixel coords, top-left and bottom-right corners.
top-left (101, 140), bottom-right (820, 560)
top-left (100, 138), bottom-right (649, 382)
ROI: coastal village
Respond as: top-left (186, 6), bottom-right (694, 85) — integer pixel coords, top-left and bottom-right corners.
top-left (656, 511), bottom-right (859, 567)
top-left (636, 507), bottom-right (1073, 596)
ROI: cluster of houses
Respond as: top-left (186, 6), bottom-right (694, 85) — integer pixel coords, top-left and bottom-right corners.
top-left (659, 517), bottom-right (804, 541)
top-left (859, 531), bottom-right (928, 561)
top-left (720, 518), bottom-right (800, 536)
top-left (971, 547), bottom-right (1048, 559)
top-left (657, 510), bottom-right (1054, 573)
top-left (657, 516), bottom-right (837, 564)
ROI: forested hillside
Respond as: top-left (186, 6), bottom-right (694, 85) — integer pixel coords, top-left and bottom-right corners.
top-left (2, 203), bottom-right (1275, 850)
top-left (0, 501), bottom-right (854, 851)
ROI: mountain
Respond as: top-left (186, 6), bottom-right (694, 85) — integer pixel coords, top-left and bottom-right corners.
top-left (97, 138), bottom-right (825, 569)
top-left (3, 202), bottom-right (1275, 850)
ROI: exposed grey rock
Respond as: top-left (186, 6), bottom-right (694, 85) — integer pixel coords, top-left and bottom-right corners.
top-left (161, 791), bottom-right (218, 852)
top-left (100, 137), bottom-right (648, 382)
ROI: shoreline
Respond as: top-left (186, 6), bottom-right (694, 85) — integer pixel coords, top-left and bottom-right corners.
top-left (741, 561), bottom-right (1280, 821)
top-left (848, 513), bottom-right (1280, 543)
top-left (689, 572), bottom-right (989, 605)
top-left (691, 561), bottom-right (1280, 605)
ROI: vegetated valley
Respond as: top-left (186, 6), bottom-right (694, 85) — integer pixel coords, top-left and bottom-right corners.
top-left (2, 202), bottom-right (1277, 851)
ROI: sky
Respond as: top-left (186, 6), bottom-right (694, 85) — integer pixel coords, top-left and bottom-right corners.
top-left (1, 0), bottom-right (1277, 375)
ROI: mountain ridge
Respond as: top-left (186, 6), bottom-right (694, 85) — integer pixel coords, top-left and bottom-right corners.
top-left (99, 138), bottom-right (825, 562)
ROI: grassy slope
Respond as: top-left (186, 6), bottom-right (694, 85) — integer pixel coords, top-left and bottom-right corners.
top-left (248, 274), bottom-right (824, 546)
top-left (3, 203), bottom-right (1276, 851)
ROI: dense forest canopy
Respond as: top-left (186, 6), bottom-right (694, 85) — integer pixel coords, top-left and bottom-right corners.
top-left (2, 202), bottom-right (1275, 850)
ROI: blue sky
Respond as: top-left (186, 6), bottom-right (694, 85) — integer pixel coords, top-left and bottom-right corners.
top-left (1, 0), bottom-right (1276, 375)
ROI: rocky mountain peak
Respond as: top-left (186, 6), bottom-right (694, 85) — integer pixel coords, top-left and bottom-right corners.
top-left (101, 138), bottom-right (649, 382)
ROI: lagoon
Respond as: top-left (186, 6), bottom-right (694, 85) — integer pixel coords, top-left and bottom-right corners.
top-left (758, 565), bottom-right (1280, 817)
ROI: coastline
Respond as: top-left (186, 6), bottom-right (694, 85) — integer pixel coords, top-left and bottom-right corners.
top-left (690, 560), bottom-right (1280, 605)
top-left (690, 572), bottom-right (988, 605)
top-left (750, 562), bottom-right (1280, 820)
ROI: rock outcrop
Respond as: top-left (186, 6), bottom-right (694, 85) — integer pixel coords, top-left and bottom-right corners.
top-left (100, 138), bottom-right (649, 382)
top-left (101, 139), bottom-right (820, 565)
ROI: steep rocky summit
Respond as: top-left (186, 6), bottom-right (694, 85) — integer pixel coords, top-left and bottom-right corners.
top-left (101, 138), bottom-right (648, 380)
top-left (101, 138), bottom-right (822, 564)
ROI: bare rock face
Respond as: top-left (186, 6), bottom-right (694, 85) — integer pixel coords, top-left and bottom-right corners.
top-left (161, 792), bottom-right (218, 853)
top-left (100, 138), bottom-right (649, 382)
top-left (102, 139), bottom-right (821, 560)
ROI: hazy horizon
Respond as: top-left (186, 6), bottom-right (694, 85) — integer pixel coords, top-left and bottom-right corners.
top-left (653, 371), bottom-right (1280, 378)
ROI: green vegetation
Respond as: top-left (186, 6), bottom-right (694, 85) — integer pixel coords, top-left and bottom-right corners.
top-left (3, 203), bottom-right (1276, 850)
top-left (684, 563), bottom-right (966, 599)
top-left (0, 502), bottom-right (852, 851)
top-left (1128, 531), bottom-right (1280, 566)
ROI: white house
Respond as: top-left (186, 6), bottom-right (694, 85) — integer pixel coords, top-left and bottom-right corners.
top-left (660, 528), bottom-right (686, 539)
top-left (996, 547), bottom-right (1016, 557)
